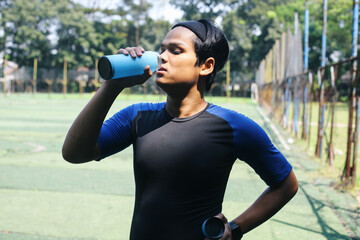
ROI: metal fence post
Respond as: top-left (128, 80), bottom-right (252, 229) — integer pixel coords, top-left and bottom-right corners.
top-left (316, 69), bottom-right (325, 158)
top-left (33, 58), bottom-right (37, 95)
top-left (307, 72), bottom-right (314, 148)
top-left (63, 57), bottom-right (67, 95)
top-left (328, 65), bottom-right (337, 167)
top-left (3, 58), bottom-right (7, 96)
top-left (302, 74), bottom-right (308, 140)
top-left (351, 96), bottom-right (360, 186)
top-left (344, 0), bottom-right (359, 182)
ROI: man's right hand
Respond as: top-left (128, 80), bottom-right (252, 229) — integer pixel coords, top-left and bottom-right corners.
top-left (62, 46), bottom-right (153, 164)
top-left (108, 46), bottom-right (154, 89)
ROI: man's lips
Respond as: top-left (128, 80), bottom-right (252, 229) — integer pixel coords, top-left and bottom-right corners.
top-left (157, 67), bottom-right (167, 74)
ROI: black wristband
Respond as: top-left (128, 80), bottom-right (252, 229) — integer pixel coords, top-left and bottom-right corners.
top-left (229, 221), bottom-right (243, 240)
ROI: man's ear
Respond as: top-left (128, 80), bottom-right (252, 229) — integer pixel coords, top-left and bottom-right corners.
top-left (199, 57), bottom-right (215, 76)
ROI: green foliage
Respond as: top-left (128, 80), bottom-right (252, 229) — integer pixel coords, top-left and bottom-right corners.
top-left (1, 0), bottom-right (54, 67)
top-left (93, 20), bottom-right (128, 55)
top-left (0, 0), bottom-right (163, 68)
top-left (139, 18), bottom-right (172, 52)
top-left (55, 0), bottom-right (99, 68)
top-left (170, 0), bottom-right (229, 20)
top-left (223, 0), bottom-right (353, 75)
top-left (222, 11), bottom-right (253, 73)
top-left (275, 0), bottom-right (353, 70)
top-left (0, 0), bottom-right (356, 79)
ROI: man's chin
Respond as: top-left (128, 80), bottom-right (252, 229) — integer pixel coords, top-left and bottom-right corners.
top-left (155, 79), bottom-right (180, 90)
top-left (156, 79), bottom-right (194, 96)
top-left (155, 78), bottom-right (168, 89)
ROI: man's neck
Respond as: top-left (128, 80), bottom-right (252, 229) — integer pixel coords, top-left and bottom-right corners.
top-left (166, 92), bottom-right (207, 118)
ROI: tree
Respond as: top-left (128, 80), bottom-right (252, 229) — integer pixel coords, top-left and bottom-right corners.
top-left (235, 0), bottom-right (289, 71)
top-left (1, 0), bottom-right (55, 67)
top-left (139, 18), bottom-right (172, 51)
top-left (92, 20), bottom-right (128, 56)
top-left (170, 0), bottom-right (236, 20)
top-left (0, 0), bottom-right (11, 57)
top-left (222, 11), bottom-right (252, 74)
top-left (0, 0), bottom-right (354, 77)
top-left (55, 0), bottom-right (101, 68)
top-left (222, 0), bottom-right (354, 76)
top-left (121, 0), bottom-right (152, 46)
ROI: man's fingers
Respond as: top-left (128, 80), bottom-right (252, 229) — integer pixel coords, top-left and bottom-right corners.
top-left (125, 47), bottom-right (145, 58)
top-left (136, 47), bottom-right (145, 56)
top-left (144, 65), bottom-right (152, 75)
top-left (124, 47), bottom-right (136, 57)
top-left (115, 48), bottom-right (127, 55)
top-left (115, 46), bottom-right (145, 57)
top-left (213, 213), bottom-right (232, 240)
top-left (215, 213), bottom-right (228, 223)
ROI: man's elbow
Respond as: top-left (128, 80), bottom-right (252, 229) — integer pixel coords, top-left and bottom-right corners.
top-left (290, 178), bottom-right (299, 197)
top-left (273, 170), bottom-right (298, 199)
top-left (62, 143), bottom-right (100, 164)
top-left (62, 147), bottom-right (88, 164)
top-left (286, 170), bottom-right (299, 198)
top-left (62, 147), bottom-right (78, 164)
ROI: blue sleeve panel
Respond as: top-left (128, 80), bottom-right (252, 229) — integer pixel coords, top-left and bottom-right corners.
top-left (207, 105), bottom-right (292, 187)
top-left (97, 102), bottom-right (166, 159)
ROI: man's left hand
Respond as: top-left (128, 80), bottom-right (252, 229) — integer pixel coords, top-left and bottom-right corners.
top-left (204, 213), bottom-right (232, 240)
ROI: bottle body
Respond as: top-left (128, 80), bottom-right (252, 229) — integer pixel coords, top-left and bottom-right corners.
top-left (98, 51), bottom-right (161, 80)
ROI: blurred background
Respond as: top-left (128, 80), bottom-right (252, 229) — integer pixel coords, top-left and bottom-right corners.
top-left (0, 0), bottom-right (353, 96)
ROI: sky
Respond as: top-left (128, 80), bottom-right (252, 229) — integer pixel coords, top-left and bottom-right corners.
top-left (148, 0), bottom-right (184, 22)
top-left (73, 0), bottom-right (183, 23)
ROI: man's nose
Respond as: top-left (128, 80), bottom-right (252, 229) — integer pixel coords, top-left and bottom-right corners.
top-left (160, 51), bottom-right (168, 63)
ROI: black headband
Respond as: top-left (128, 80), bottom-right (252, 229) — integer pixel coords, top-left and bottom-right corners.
top-left (171, 21), bottom-right (207, 42)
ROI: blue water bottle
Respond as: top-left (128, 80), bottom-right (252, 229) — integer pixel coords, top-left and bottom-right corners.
top-left (98, 51), bottom-right (161, 80)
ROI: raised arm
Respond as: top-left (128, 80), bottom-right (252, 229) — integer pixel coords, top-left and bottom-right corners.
top-left (62, 47), bottom-right (152, 164)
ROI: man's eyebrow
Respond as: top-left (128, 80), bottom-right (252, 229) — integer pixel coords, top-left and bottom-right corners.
top-left (161, 41), bottom-right (187, 48)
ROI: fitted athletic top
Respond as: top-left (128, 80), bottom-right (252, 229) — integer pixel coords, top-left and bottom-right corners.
top-left (97, 102), bottom-right (292, 240)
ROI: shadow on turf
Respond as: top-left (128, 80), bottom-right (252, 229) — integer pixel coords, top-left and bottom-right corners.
top-left (271, 183), bottom-right (358, 240)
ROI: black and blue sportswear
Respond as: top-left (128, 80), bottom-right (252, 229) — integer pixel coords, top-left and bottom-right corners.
top-left (97, 102), bottom-right (292, 240)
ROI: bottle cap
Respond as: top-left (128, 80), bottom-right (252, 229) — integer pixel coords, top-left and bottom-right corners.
top-left (202, 217), bottom-right (225, 239)
top-left (98, 56), bottom-right (114, 80)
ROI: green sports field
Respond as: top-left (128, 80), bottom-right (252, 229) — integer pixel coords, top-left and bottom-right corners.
top-left (269, 100), bottom-right (360, 187)
top-left (0, 93), bottom-right (359, 239)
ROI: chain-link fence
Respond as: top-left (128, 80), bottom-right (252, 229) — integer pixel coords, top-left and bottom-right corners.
top-left (255, 20), bottom-right (359, 186)
top-left (0, 65), bottom-right (167, 95)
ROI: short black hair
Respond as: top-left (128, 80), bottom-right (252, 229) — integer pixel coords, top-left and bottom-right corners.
top-left (193, 19), bottom-right (229, 91)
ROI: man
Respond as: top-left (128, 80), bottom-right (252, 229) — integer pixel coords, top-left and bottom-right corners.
top-left (62, 19), bottom-right (298, 240)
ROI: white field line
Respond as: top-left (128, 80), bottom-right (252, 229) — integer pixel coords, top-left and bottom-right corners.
top-left (25, 142), bottom-right (46, 152)
top-left (256, 106), bottom-right (291, 151)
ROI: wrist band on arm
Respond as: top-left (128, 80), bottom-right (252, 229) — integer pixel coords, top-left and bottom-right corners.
top-left (229, 221), bottom-right (243, 240)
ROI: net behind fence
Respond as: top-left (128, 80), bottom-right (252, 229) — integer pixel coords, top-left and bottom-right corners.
top-left (0, 65), bottom-right (164, 95)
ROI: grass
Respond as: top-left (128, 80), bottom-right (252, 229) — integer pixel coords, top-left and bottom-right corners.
top-left (0, 93), bottom-right (358, 240)
top-left (269, 100), bottom-right (360, 188)
top-left (1, 92), bottom-right (357, 187)
top-left (0, 93), bottom-right (256, 240)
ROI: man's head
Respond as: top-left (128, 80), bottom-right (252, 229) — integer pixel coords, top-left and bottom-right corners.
top-left (171, 19), bottom-right (230, 91)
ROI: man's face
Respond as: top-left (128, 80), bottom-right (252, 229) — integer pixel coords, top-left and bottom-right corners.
top-left (156, 27), bottom-right (201, 91)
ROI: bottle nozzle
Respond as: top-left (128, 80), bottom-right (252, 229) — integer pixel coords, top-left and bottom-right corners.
top-left (156, 53), bottom-right (162, 72)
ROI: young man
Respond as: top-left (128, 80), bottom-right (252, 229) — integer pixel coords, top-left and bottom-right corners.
top-left (62, 19), bottom-right (298, 240)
